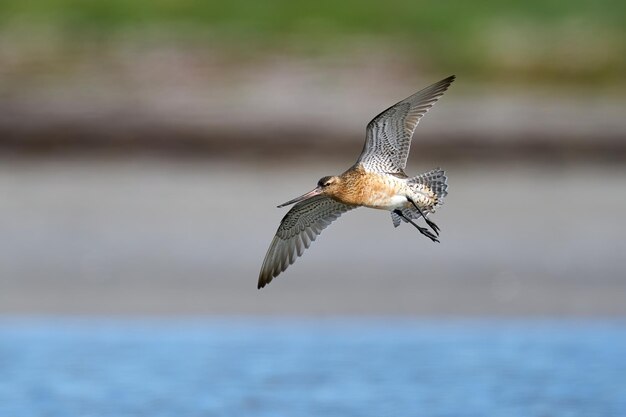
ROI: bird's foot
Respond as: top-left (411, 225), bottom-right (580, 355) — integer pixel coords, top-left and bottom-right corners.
top-left (393, 209), bottom-right (439, 243)
top-left (423, 217), bottom-right (440, 236)
top-left (416, 225), bottom-right (440, 243)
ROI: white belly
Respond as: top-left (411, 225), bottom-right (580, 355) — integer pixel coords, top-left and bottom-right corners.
top-left (369, 193), bottom-right (409, 211)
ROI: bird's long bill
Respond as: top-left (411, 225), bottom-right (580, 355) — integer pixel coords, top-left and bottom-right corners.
top-left (277, 187), bottom-right (322, 208)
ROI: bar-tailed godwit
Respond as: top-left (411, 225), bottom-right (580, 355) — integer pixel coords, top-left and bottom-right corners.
top-left (258, 75), bottom-right (455, 288)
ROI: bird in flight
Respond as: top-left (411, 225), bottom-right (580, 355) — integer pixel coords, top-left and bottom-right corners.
top-left (258, 75), bottom-right (455, 289)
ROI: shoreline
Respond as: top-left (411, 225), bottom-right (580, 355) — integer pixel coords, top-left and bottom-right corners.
top-left (0, 157), bottom-right (624, 316)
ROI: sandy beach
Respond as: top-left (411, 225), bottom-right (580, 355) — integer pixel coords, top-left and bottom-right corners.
top-left (0, 156), bottom-right (624, 316)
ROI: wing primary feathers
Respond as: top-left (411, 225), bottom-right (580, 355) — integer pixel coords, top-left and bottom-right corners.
top-left (258, 196), bottom-right (355, 289)
top-left (356, 75), bottom-right (455, 174)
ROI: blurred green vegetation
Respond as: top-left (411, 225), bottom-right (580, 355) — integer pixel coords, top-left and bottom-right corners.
top-left (0, 0), bottom-right (625, 83)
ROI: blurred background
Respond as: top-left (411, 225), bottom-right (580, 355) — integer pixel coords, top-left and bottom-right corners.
top-left (1, 1), bottom-right (625, 416)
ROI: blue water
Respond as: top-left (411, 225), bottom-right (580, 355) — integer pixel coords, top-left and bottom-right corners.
top-left (0, 319), bottom-right (625, 417)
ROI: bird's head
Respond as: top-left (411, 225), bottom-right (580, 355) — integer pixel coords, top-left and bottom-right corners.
top-left (277, 175), bottom-right (341, 207)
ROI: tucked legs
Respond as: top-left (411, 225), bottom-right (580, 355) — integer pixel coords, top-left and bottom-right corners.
top-left (393, 209), bottom-right (439, 243)
top-left (406, 197), bottom-right (440, 236)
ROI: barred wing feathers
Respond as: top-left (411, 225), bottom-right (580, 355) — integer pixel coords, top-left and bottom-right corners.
top-left (258, 196), bottom-right (355, 288)
top-left (356, 75), bottom-right (455, 174)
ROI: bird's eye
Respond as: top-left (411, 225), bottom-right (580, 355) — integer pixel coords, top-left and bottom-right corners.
top-left (318, 176), bottom-right (333, 187)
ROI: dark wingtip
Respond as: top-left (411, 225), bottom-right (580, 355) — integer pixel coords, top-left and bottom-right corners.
top-left (257, 275), bottom-right (271, 289)
top-left (441, 75), bottom-right (456, 86)
top-left (425, 75), bottom-right (455, 95)
top-left (435, 75), bottom-right (455, 88)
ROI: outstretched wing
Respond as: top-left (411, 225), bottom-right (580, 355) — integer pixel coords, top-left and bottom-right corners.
top-left (258, 196), bottom-right (355, 288)
top-left (356, 75), bottom-right (455, 174)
